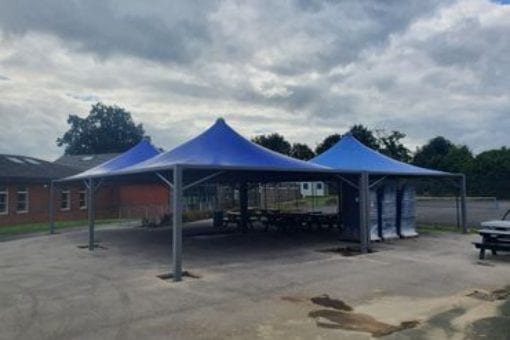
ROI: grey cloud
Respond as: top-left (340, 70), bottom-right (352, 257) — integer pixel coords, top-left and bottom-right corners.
top-left (0, 0), bottom-right (216, 63)
top-left (0, 0), bottom-right (509, 159)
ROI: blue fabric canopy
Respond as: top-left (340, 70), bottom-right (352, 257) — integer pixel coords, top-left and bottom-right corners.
top-left (310, 133), bottom-right (449, 176)
top-left (61, 139), bottom-right (161, 181)
top-left (118, 118), bottom-right (328, 174)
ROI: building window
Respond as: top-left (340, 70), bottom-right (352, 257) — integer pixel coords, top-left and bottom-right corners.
top-left (60, 188), bottom-right (71, 211)
top-left (79, 190), bottom-right (87, 210)
top-left (0, 186), bottom-right (8, 215)
top-left (16, 186), bottom-right (28, 213)
top-left (316, 183), bottom-right (323, 190)
top-left (303, 183), bottom-right (309, 190)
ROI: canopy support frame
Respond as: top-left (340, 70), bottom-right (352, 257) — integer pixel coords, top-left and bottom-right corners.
top-left (460, 174), bottom-right (467, 234)
top-left (49, 180), bottom-right (56, 234)
top-left (156, 172), bottom-right (174, 189)
top-left (336, 174), bottom-right (358, 190)
top-left (359, 172), bottom-right (370, 254)
top-left (88, 177), bottom-right (96, 251)
top-left (183, 171), bottom-right (225, 191)
top-left (172, 165), bottom-right (183, 281)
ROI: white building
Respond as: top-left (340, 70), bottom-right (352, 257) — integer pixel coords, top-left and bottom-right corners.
top-left (300, 181), bottom-right (327, 197)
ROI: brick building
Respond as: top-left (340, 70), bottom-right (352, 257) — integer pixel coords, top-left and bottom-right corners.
top-left (0, 153), bottom-right (169, 227)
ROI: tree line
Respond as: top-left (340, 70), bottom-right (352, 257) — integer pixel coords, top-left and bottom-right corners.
top-left (58, 103), bottom-right (510, 199)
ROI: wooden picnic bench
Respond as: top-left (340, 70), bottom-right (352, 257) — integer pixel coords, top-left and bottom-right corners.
top-left (473, 228), bottom-right (510, 260)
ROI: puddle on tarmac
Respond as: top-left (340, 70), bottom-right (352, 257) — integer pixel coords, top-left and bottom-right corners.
top-left (308, 309), bottom-right (419, 337)
top-left (281, 296), bottom-right (307, 303)
top-left (466, 316), bottom-right (510, 340)
top-left (305, 294), bottom-right (418, 337)
top-left (467, 285), bottom-right (510, 302)
top-left (310, 294), bottom-right (353, 311)
top-left (284, 285), bottom-right (510, 338)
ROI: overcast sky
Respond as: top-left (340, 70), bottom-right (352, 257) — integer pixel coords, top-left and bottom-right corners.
top-left (0, 0), bottom-right (509, 160)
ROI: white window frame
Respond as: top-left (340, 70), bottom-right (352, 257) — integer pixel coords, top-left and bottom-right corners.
top-left (16, 186), bottom-right (29, 214)
top-left (79, 190), bottom-right (87, 210)
top-left (0, 186), bottom-right (8, 215)
top-left (60, 188), bottom-right (71, 211)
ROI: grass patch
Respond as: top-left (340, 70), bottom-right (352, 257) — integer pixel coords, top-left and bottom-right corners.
top-left (0, 218), bottom-right (136, 237)
top-left (272, 195), bottom-right (337, 210)
top-left (417, 224), bottom-right (477, 234)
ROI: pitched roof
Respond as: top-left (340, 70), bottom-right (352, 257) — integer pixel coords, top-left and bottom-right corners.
top-left (61, 140), bottom-right (161, 181)
top-left (114, 118), bottom-right (329, 176)
top-left (310, 133), bottom-right (450, 176)
top-left (54, 153), bottom-right (119, 171)
top-left (0, 154), bottom-right (78, 181)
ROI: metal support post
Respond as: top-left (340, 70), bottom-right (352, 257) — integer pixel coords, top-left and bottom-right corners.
top-left (460, 174), bottom-right (467, 234)
top-left (337, 180), bottom-right (342, 229)
top-left (88, 178), bottom-right (95, 251)
top-left (49, 180), bottom-right (55, 234)
top-left (359, 172), bottom-right (370, 253)
top-left (172, 165), bottom-right (183, 281)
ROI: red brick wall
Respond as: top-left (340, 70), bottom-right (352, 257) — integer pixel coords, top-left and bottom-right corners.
top-left (118, 183), bottom-right (168, 206)
top-left (116, 183), bottom-right (169, 220)
top-left (0, 181), bottom-right (169, 227)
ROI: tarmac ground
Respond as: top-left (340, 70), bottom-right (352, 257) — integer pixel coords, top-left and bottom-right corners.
top-left (1, 221), bottom-right (509, 339)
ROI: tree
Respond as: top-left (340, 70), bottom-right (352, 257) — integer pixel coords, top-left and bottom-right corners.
top-left (290, 143), bottom-right (315, 160)
top-left (251, 133), bottom-right (291, 155)
top-left (413, 136), bottom-right (454, 169)
top-left (315, 133), bottom-right (341, 155)
top-left (471, 147), bottom-right (510, 199)
top-left (57, 102), bottom-right (148, 155)
top-left (377, 130), bottom-right (411, 162)
top-left (349, 124), bottom-right (380, 150)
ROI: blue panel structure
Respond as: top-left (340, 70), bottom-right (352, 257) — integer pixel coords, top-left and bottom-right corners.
top-left (368, 190), bottom-right (380, 241)
top-left (117, 118), bottom-right (327, 174)
top-left (311, 133), bottom-right (447, 176)
top-left (340, 184), bottom-right (380, 241)
top-left (398, 184), bottom-right (418, 237)
top-left (380, 180), bottom-right (399, 240)
top-left (62, 140), bottom-right (161, 180)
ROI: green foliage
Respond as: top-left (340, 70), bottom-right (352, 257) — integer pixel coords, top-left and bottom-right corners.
top-left (57, 102), bottom-right (148, 155)
top-left (471, 147), bottom-right (510, 198)
top-left (377, 130), bottom-right (412, 162)
top-left (290, 143), bottom-right (315, 160)
top-left (315, 125), bottom-right (411, 162)
top-left (315, 133), bottom-right (341, 155)
top-left (349, 124), bottom-right (380, 150)
top-left (413, 136), bottom-right (455, 170)
top-left (252, 133), bottom-right (291, 155)
top-left (413, 137), bottom-right (474, 174)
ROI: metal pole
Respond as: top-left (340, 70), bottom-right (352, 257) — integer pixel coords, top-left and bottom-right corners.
top-left (88, 178), bottom-right (95, 251)
top-left (49, 180), bottom-right (55, 234)
top-left (359, 172), bottom-right (370, 253)
top-left (337, 180), bottom-right (342, 229)
top-left (240, 181), bottom-right (248, 232)
top-left (172, 165), bottom-right (183, 281)
top-left (455, 196), bottom-right (460, 230)
top-left (460, 174), bottom-right (467, 234)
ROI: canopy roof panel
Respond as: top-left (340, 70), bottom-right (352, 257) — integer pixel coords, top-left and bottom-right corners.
top-left (61, 140), bottom-right (161, 181)
top-left (117, 118), bottom-right (328, 175)
top-left (310, 133), bottom-right (450, 176)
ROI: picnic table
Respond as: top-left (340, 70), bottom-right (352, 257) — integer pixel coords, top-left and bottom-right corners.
top-left (480, 220), bottom-right (510, 230)
top-left (473, 228), bottom-right (510, 260)
top-left (221, 209), bottom-right (338, 232)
